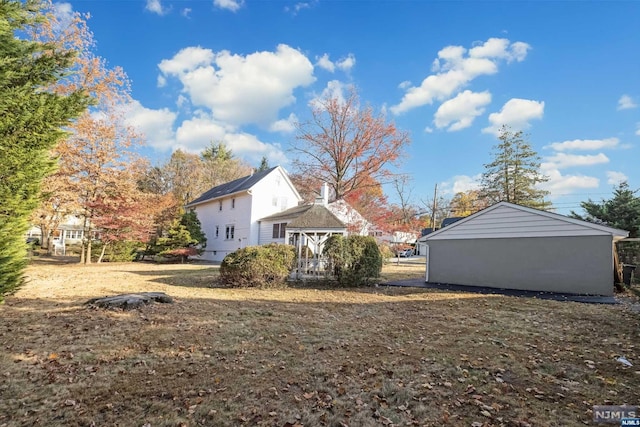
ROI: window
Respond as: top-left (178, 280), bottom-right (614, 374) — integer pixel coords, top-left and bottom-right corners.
top-left (272, 223), bottom-right (286, 239)
top-left (219, 201), bottom-right (222, 211)
top-left (231, 198), bottom-right (235, 209)
top-left (215, 226), bottom-right (219, 238)
top-left (225, 225), bottom-right (235, 240)
top-left (272, 197), bottom-right (278, 207)
top-left (64, 230), bottom-right (82, 239)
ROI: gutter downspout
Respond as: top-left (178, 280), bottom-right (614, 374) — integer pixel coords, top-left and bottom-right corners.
top-left (424, 245), bottom-right (429, 283)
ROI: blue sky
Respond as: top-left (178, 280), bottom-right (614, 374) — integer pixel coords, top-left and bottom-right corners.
top-left (60, 0), bottom-right (639, 213)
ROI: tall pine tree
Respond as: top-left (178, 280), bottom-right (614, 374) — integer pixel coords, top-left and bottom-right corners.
top-left (0, 0), bottom-right (89, 300)
top-left (480, 125), bottom-right (550, 209)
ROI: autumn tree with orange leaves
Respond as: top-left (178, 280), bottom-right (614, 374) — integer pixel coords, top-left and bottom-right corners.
top-left (30, 2), bottom-right (156, 263)
top-left (292, 88), bottom-right (410, 202)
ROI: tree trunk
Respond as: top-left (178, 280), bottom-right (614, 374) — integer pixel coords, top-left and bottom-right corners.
top-left (86, 240), bottom-right (92, 264)
top-left (97, 243), bottom-right (107, 263)
top-left (40, 224), bottom-right (50, 250)
top-left (80, 241), bottom-right (85, 264)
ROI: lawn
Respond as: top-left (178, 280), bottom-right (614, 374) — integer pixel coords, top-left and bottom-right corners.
top-left (1, 258), bottom-right (639, 426)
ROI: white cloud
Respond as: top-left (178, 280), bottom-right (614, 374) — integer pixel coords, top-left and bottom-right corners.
top-left (146, 0), bottom-right (167, 15)
top-left (336, 54), bottom-right (356, 72)
top-left (398, 80), bottom-right (411, 90)
top-left (547, 137), bottom-right (619, 151)
top-left (52, 2), bottom-right (75, 29)
top-left (469, 38), bottom-right (530, 62)
top-left (316, 54), bottom-right (335, 72)
top-left (157, 74), bottom-right (167, 88)
top-left (636, 123), bottom-right (640, 136)
top-left (539, 164), bottom-right (600, 195)
top-left (617, 94), bottom-right (637, 110)
top-left (607, 171), bottom-right (628, 185)
top-left (482, 98), bottom-right (544, 135)
top-left (284, 1), bottom-right (316, 15)
top-left (214, 0), bottom-right (243, 12)
top-left (452, 174), bottom-right (482, 193)
top-left (182, 8), bottom-right (192, 17)
top-left (158, 46), bottom-right (215, 76)
top-left (124, 101), bottom-right (177, 151)
top-left (309, 80), bottom-right (349, 109)
top-left (176, 94), bottom-right (189, 109)
top-left (434, 90), bottom-right (491, 131)
top-left (269, 113), bottom-right (298, 133)
top-left (391, 37), bottom-right (530, 115)
top-left (159, 44), bottom-right (315, 126)
top-left (315, 53), bottom-right (354, 73)
top-left (544, 153), bottom-right (609, 169)
top-left (440, 174), bottom-right (482, 195)
top-left (175, 114), bottom-right (287, 164)
top-left (424, 127), bottom-right (433, 133)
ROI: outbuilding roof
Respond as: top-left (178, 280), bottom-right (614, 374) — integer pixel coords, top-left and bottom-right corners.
top-left (423, 201), bottom-right (629, 241)
top-left (260, 203), bottom-right (346, 229)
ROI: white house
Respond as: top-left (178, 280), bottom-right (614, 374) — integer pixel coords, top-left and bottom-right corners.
top-left (185, 166), bottom-right (302, 262)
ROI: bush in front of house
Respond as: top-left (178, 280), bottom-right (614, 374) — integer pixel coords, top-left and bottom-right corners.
top-left (220, 244), bottom-right (296, 288)
top-left (324, 235), bottom-right (383, 287)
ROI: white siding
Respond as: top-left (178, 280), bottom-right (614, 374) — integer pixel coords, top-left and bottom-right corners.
top-left (193, 167), bottom-right (302, 261)
top-left (248, 168), bottom-right (300, 245)
top-left (427, 204), bottom-right (624, 240)
top-left (195, 193), bottom-right (252, 261)
top-left (259, 219), bottom-right (290, 245)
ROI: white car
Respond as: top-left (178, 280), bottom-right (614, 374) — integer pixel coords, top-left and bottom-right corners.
top-left (398, 248), bottom-right (413, 257)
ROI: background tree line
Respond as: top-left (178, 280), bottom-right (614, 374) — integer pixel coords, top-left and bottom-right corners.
top-left (2, 0), bottom-right (636, 303)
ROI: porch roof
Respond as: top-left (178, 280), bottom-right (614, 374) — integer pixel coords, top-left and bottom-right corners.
top-left (261, 203), bottom-right (346, 230)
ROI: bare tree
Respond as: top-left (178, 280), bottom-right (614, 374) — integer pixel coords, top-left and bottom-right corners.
top-left (292, 87), bottom-right (410, 200)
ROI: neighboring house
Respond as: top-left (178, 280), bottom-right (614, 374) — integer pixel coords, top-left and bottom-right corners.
top-left (26, 216), bottom-right (88, 254)
top-left (375, 230), bottom-right (418, 247)
top-left (422, 201), bottom-right (629, 296)
top-left (185, 166), bottom-right (302, 262)
top-left (327, 199), bottom-right (371, 236)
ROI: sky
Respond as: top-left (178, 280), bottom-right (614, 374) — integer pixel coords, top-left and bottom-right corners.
top-left (58, 0), bottom-right (639, 214)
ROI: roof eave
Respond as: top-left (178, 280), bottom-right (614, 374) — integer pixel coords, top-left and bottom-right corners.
top-left (186, 189), bottom-right (251, 208)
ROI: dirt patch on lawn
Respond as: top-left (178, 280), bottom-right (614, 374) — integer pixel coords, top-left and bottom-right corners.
top-left (1, 259), bottom-right (639, 426)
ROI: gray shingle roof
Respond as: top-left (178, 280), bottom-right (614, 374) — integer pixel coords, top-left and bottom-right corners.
top-left (287, 204), bottom-right (346, 229)
top-left (186, 167), bottom-right (278, 206)
top-left (259, 204), bottom-right (315, 222)
top-left (260, 203), bottom-right (346, 229)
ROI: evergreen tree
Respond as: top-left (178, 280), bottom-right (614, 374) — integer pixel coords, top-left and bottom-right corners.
top-left (0, 0), bottom-right (89, 301)
top-left (570, 182), bottom-right (640, 237)
top-left (257, 156), bottom-right (270, 172)
top-left (480, 125), bottom-right (550, 209)
top-left (180, 210), bottom-right (207, 250)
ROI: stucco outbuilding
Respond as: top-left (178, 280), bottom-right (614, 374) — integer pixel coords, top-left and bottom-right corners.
top-left (423, 202), bottom-right (628, 296)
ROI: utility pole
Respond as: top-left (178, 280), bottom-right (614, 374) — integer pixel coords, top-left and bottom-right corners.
top-left (431, 183), bottom-right (438, 230)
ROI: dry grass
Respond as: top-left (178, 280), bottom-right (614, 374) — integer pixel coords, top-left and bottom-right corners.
top-left (1, 257), bottom-right (639, 427)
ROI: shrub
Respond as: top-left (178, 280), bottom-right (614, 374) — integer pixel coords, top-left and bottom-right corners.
top-left (91, 241), bottom-right (144, 262)
top-left (378, 243), bottom-right (395, 262)
top-left (220, 244), bottom-right (296, 288)
top-left (324, 235), bottom-right (383, 287)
